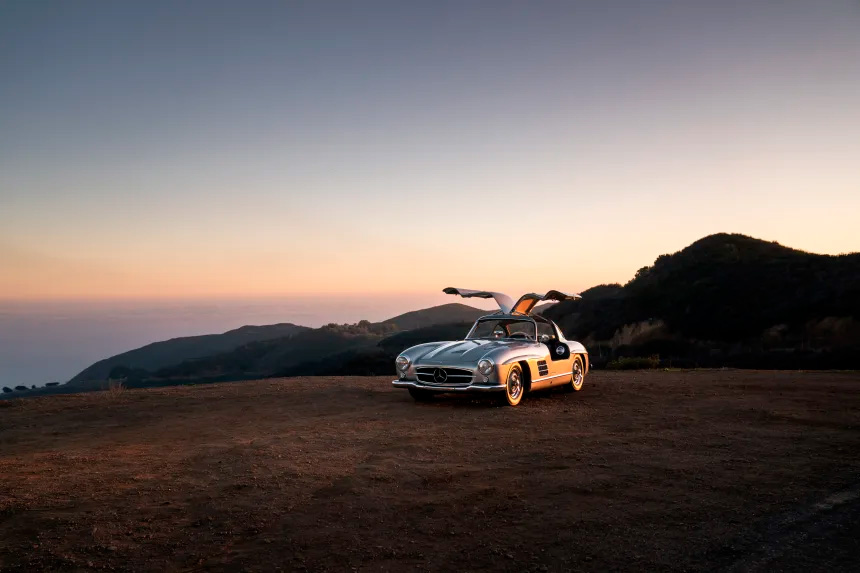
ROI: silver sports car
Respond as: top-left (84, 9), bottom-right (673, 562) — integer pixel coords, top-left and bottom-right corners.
top-left (393, 287), bottom-right (588, 406)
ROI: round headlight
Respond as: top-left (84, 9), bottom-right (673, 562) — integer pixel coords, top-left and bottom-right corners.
top-left (396, 355), bottom-right (410, 372)
top-left (477, 359), bottom-right (494, 376)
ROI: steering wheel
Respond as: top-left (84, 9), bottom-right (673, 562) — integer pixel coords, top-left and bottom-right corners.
top-left (509, 332), bottom-right (530, 340)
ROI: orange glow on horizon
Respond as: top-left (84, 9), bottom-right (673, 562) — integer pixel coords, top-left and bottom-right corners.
top-left (2, 227), bottom-right (857, 302)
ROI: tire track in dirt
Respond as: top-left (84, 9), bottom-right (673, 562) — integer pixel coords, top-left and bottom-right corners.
top-left (721, 484), bottom-right (860, 572)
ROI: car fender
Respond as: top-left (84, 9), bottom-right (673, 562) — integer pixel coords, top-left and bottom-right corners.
top-left (567, 341), bottom-right (588, 355)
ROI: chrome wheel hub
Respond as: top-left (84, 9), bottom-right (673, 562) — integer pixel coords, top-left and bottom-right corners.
top-left (573, 362), bottom-right (583, 388)
top-left (508, 370), bottom-right (522, 399)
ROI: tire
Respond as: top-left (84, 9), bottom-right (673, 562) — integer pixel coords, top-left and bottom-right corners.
top-left (569, 355), bottom-right (585, 392)
top-left (501, 364), bottom-right (525, 406)
top-left (408, 388), bottom-right (435, 402)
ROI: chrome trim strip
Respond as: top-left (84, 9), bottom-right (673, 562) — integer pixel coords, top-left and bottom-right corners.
top-left (392, 380), bottom-right (505, 393)
top-left (532, 372), bottom-right (571, 383)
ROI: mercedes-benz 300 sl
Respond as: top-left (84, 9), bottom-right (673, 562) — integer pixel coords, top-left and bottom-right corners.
top-left (393, 288), bottom-right (588, 406)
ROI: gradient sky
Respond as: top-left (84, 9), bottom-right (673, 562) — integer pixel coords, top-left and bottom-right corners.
top-left (2, 0), bottom-right (859, 301)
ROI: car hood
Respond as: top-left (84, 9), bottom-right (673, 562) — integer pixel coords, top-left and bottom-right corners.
top-left (416, 339), bottom-right (532, 366)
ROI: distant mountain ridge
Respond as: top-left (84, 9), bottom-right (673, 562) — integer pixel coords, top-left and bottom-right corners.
top-left (381, 303), bottom-right (485, 330)
top-left (67, 303), bottom-right (488, 388)
top-left (68, 323), bottom-right (310, 387)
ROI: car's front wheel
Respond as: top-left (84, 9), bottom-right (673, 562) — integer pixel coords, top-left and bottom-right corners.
top-left (501, 364), bottom-right (524, 406)
top-left (408, 387), bottom-right (435, 402)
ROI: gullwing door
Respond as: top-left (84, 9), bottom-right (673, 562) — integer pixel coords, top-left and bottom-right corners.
top-left (510, 290), bottom-right (582, 315)
top-left (443, 287), bottom-right (515, 314)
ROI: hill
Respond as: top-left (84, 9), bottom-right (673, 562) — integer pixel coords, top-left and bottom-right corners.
top-left (62, 303), bottom-right (489, 390)
top-left (143, 312), bottom-right (488, 385)
top-left (544, 233), bottom-right (860, 367)
top-left (378, 321), bottom-right (475, 354)
top-left (67, 323), bottom-right (310, 387)
top-left (275, 321), bottom-right (479, 378)
top-left (380, 303), bottom-right (486, 330)
top-left (146, 325), bottom-right (385, 385)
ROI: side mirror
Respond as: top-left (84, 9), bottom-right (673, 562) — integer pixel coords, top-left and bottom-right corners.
top-left (540, 334), bottom-right (551, 343)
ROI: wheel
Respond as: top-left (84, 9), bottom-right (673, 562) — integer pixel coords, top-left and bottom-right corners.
top-left (408, 388), bottom-right (435, 402)
top-left (569, 355), bottom-right (585, 392)
top-left (501, 364), bottom-right (525, 406)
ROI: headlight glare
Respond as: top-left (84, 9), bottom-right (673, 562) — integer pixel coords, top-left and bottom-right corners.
top-left (477, 359), bottom-right (494, 376)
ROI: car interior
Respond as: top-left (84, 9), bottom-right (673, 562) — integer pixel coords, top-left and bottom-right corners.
top-left (536, 318), bottom-right (570, 361)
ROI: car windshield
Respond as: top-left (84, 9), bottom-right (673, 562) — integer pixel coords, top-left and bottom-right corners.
top-left (467, 318), bottom-right (536, 341)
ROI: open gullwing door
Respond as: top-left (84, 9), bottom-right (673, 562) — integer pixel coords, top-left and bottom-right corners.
top-left (443, 287), bottom-right (515, 314)
top-left (511, 290), bottom-right (582, 315)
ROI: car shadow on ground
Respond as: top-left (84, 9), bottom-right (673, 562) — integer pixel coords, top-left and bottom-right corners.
top-left (398, 386), bottom-right (575, 408)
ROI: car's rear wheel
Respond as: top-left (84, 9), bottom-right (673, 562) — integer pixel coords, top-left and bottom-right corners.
top-left (501, 364), bottom-right (524, 406)
top-left (569, 355), bottom-right (585, 392)
top-left (408, 388), bottom-right (435, 402)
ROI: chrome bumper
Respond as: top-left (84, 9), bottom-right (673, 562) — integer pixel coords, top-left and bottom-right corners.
top-left (392, 380), bottom-right (506, 393)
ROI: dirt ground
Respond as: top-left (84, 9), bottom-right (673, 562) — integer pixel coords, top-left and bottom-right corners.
top-left (1, 370), bottom-right (859, 572)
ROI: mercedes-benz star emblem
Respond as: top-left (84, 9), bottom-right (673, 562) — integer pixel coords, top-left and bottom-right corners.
top-left (433, 368), bottom-right (448, 383)
top-left (556, 345), bottom-right (566, 356)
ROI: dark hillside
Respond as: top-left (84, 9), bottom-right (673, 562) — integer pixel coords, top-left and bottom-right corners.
top-left (148, 325), bottom-right (384, 384)
top-left (151, 321), bottom-right (479, 382)
top-left (68, 304), bottom-right (486, 388)
top-left (624, 234), bottom-right (860, 339)
top-left (68, 323), bottom-right (309, 386)
top-left (378, 322), bottom-right (474, 354)
top-left (544, 284), bottom-right (626, 341)
top-left (544, 233), bottom-right (860, 367)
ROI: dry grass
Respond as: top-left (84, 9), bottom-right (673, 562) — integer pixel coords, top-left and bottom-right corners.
top-left (1, 371), bottom-right (859, 571)
top-left (99, 377), bottom-right (126, 401)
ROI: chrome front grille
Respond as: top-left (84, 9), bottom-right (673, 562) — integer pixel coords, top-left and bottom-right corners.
top-left (416, 367), bottom-right (474, 386)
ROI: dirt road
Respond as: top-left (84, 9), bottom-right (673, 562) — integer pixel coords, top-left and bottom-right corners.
top-left (1, 371), bottom-right (859, 571)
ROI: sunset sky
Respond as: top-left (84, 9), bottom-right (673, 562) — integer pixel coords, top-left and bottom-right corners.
top-left (2, 0), bottom-right (859, 302)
